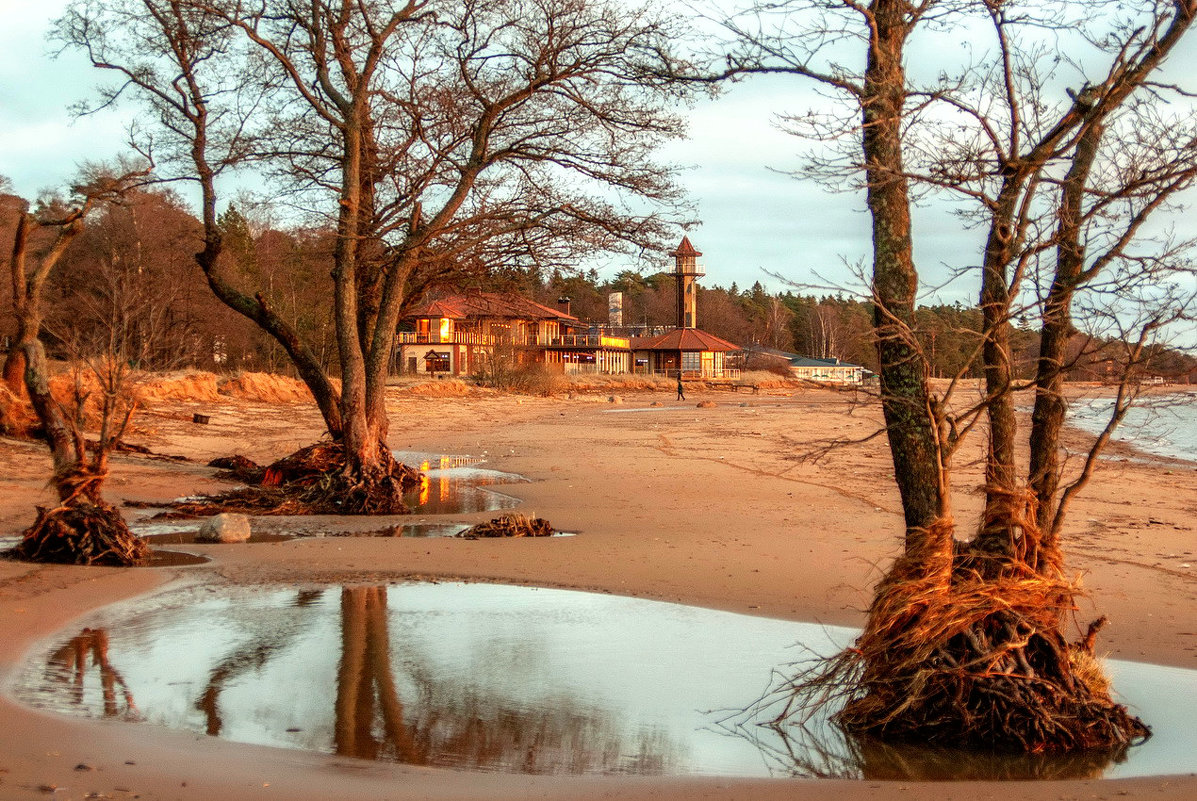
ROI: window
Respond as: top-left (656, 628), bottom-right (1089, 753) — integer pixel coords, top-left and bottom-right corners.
top-left (424, 351), bottom-right (451, 373)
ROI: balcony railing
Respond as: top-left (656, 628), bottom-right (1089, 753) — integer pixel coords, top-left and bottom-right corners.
top-left (396, 332), bottom-right (495, 345)
top-left (535, 334), bottom-right (631, 348)
top-left (398, 331), bottom-right (633, 350)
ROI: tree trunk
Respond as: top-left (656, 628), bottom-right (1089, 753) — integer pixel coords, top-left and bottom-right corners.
top-left (864, 1), bottom-right (946, 556)
top-left (1030, 121), bottom-right (1105, 557)
top-left (974, 187), bottom-right (1024, 566)
top-left (5, 212), bottom-right (32, 393)
top-left (20, 338), bottom-right (80, 496)
top-left (333, 116), bottom-right (378, 479)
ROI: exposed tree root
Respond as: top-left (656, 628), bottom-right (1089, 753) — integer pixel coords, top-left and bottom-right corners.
top-left (7, 499), bottom-right (149, 567)
top-left (151, 441), bottom-right (422, 516)
top-left (773, 517), bottom-right (1149, 753)
top-left (207, 454), bottom-right (265, 483)
top-left (457, 513), bottom-right (555, 539)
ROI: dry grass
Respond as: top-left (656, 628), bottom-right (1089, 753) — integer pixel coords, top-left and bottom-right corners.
top-left (46, 370), bottom-right (107, 429)
top-left (565, 373), bottom-right (673, 392)
top-left (564, 370), bottom-right (806, 394)
top-left (0, 384), bottom-right (37, 436)
top-left (737, 370), bottom-right (806, 389)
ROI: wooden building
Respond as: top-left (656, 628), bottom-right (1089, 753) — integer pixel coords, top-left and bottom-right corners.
top-left (397, 292), bottom-right (631, 376)
top-left (630, 328), bottom-right (740, 379)
top-left (627, 236), bottom-right (741, 380)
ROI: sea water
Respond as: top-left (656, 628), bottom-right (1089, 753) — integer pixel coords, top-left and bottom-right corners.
top-left (1068, 392), bottom-right (1197, 463)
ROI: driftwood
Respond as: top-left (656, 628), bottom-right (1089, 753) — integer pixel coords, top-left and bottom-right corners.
top-left (457, 513), bottom-right (555, 539)
top-left (87, 440), bottom-right (190, 462)
top-left (207, 454), bottom-right (265, 483)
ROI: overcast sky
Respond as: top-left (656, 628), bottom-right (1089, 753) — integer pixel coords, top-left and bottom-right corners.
top-left (0, 0), bottom-right (1118, 308)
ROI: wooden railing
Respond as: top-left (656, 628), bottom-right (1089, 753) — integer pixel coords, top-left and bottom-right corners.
top-left (396, 332), bottom-right (495, 345)
top-left (535, 334), bottom-right (631, 348)
top-left (632, 367), bottom-right (741, 380)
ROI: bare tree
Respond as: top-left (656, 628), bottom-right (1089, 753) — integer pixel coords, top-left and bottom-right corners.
top-left (46, 189), bottom-right (217, 372)
top-left (59, 0), bottom-right (693, 511)
top-left (697, 0), bottom-right (1197, 751)
top-left (5, 164), bottom-right (152, 566)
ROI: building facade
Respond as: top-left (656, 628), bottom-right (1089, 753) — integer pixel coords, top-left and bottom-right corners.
top-left (397, 293), bottom-right (631, 376)
top-left (396, 237), bottom-right (744, 380)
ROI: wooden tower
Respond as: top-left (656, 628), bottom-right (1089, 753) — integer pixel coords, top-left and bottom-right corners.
top-left (672, 236), bottom-right (704, 329)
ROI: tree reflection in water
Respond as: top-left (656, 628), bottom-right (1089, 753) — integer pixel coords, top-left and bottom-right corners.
top-left (717, 670), bottom-right (1128, 781)
top-left (45, 627), bottom-right (138, 720)
top-left (23, 587), bottom-right (1167, 779)
top-left (175, 585), bottom-right (678, 773)
top-left (193, 589), bottom-right (321, 736)
top-left (331, 586), bottom-right (680, 773)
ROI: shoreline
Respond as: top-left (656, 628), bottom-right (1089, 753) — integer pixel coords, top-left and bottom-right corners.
top-left (1, 384), bottom-right (1195, 800)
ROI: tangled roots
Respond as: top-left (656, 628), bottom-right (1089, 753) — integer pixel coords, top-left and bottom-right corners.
top-left (9, 500), bottom-right (149, 567)
top-left (295, 468), bottom-right (414, 515)
top-left (161, 441), bottom-right (421, 516)
top-left (457, 513), bottom-right (555, 539)
top-left (782, 518), bottom-right (1148, 753)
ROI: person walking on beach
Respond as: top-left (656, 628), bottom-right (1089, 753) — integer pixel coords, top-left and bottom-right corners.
top-left (676, 373), bottom-right (685, 401)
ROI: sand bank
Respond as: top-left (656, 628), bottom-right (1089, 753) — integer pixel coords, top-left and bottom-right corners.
top-left (1, 383), bottom-right (1194, 800)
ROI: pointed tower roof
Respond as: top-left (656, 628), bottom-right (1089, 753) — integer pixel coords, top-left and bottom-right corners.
top-left (671, 236), bottom-right (702, 258)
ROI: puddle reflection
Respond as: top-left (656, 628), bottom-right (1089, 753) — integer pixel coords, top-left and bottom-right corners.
top-left (720, 718), bottom-right (1132, 781)
top-left (15, 584), bottom-right (1197, 780)
top-left (402, 456), bottom-right (524, 515)
top-left (43, 628), bottom-right (139, 721)
top-left (133, 522), bottom-right (485, 543)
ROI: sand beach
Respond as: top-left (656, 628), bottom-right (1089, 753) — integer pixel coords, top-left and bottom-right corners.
top-left (0, 379), bottom-right (1194, 800)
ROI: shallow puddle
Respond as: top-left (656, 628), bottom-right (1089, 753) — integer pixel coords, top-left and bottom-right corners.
top-left (13, 583), bottom-right (1195, 780)
top-left (130, 453), bottom-right (525, 541)
top-left (0, 535), bottom-right (208, 567)
top-left (132, 521), bottom-right (295, 545)
top-left (131, 519), bottom-right (565, 543)
top-left (397, 452), bottom-right (525, 515)
top-left (144, 549), bottom-right (210, 567)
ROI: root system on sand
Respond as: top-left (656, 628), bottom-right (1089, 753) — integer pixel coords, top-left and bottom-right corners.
top-left (769, 517), bottom-right (1149, 754)
top-left (151, 441), bottom-right (422, 516)
top-left (8, 500), bottom-right (149, 567)
top-left (457, 513), bottom-right (555, 539)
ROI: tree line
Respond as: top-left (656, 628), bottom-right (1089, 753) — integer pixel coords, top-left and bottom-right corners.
top-left (6, 186), bottom-right (1195, 385)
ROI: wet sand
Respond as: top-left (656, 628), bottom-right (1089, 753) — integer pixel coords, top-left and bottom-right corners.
top-left (1, 383), bottom-right (1194, 800)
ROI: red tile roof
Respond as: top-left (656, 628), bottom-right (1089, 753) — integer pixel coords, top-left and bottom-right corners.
top-left (405, 292), bottom-right (579, 322)
top-left (630, 328), bottom-right (739, 352)
top-left (671, 236), bottom-right (702, 258)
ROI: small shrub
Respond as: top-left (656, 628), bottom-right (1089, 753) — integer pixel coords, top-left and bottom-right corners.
top-left (475, 363), bottom-right (568, 396)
